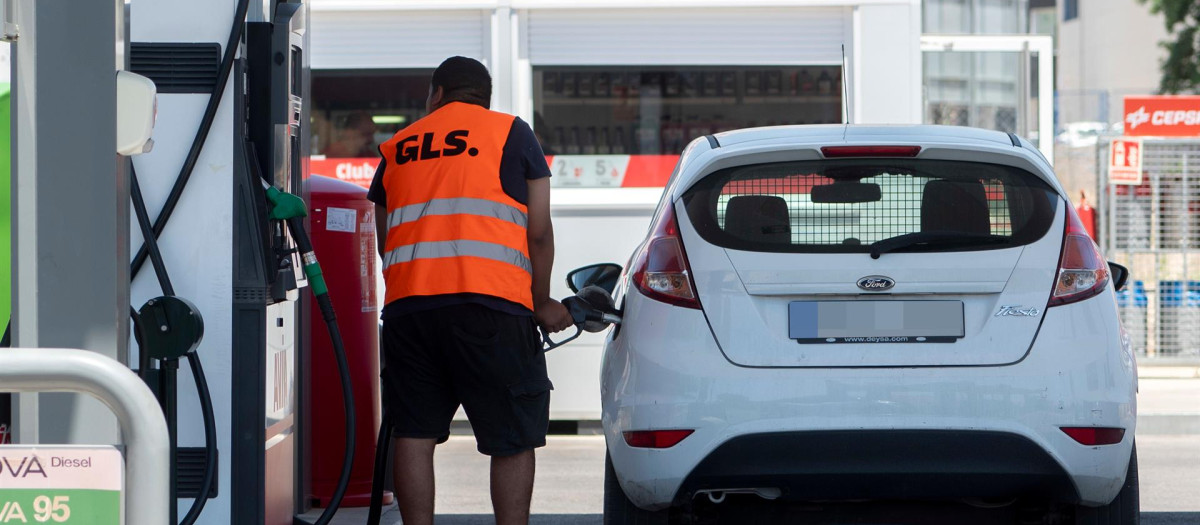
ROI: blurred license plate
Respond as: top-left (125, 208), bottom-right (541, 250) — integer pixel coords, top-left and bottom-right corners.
top-left (789, 301), bottom-right (964, 344)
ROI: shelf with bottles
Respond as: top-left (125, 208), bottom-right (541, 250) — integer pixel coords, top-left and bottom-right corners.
top-left (540, 96), bottom-right (741, 106)
top-left (537, 67), bottom-right (843, 106)
top-left (540, 95), bottom-right (841, 106)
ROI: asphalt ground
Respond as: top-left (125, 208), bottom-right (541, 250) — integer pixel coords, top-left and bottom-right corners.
top-left (316, 434), bottom-right (1199, 525)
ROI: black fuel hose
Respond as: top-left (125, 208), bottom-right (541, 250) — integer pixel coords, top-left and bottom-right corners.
top-left (285, 215), bottom-right (356, 525)
top-left (366, 413), bottom-right (393, 525)
top-left (129, 0), bottom-right (250, 280)
top-left (181, 350), bottom-right (218, 525)
top-left (130, 165), bottom-right (218, 525)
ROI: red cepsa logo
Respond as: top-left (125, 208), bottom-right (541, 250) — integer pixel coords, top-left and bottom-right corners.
top-left (1125, 95), bottom-right (1200, 136)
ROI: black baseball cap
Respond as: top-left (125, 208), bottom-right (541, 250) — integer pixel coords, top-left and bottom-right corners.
top-left (431, 56), bottom-right (492, 102)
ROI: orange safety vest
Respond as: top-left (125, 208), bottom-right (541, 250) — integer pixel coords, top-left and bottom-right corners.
top-left (377, 102), bottom-right (533, 311)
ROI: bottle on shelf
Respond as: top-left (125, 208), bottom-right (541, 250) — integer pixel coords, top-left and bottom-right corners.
top-left (542, 71), bottom-right (560, 96)
top-left (566, 126), bottom-right (581, 155)
top-left (720, 71), bottom-right (737, 97)
top-left (644, 72), bottom-right (663, 97)
top-left (661, 116), bottom-right (685, 154)
top-left (682, 71), bottom-right (699, 97)
top-left (745, 71), bottom-right (762, 97)
top-left (765, 70), bottom-right (782, 96)
top-left (799, 69), bottom-right (816, 95)
top-left (582, 127), bottom-right (598, 155)
top-left (665, 72), bottom-right (682, 97)
top-left (599, 127), bottom-right (612, 155)
top-left (596, 72), bottom-right (611, 98)
top-left (686, 116), bottom-right (709, 143)
top-left (628, 72), bottom-right (642, 97)
top-left (703, 71), bottom-right (719, 97)
top-left (562, 72), bottom-right (577, 97)
top-left (636, 124), bottom-right (659, 155)
top-left (613, 126), bottom-right (628, 155)
top-left (554, 127), bottom-right (567, 152)
top-left (817, 70), bottom-right (833, 96)
top-left (578, 72), bottom-right (594, 98)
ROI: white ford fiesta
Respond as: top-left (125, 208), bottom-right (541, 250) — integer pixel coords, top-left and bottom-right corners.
top-left (568, 125), bottom-right (1139, 524)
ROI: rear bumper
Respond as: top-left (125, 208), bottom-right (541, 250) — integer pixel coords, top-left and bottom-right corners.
top-left (601, 288), bottom-right (1137, 511)
top-left (672, 430), bottom-right (1079, 506)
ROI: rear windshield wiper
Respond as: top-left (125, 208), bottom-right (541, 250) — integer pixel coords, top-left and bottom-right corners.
top-left (869, 231), bottom-right (1009, 259)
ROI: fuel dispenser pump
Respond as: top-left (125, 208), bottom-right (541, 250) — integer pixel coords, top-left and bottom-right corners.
top-left (122, 0), bottom-right (356, 523)
top-left (2, 0), bottom-right (355, 523)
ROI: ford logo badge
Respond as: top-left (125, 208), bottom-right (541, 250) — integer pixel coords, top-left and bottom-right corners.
top-left (857, 276), bottom-right (895, 291)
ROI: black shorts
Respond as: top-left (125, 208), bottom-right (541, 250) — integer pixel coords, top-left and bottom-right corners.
top-left (380, 303), bottom-right (552, 456)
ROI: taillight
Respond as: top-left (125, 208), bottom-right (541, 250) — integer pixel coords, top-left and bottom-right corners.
top-left (1048, 205), bottom-right (1110, 307)
top-left (623, 429), bottom-right (694, 449)
top-left (631, 203), bottom-right (702, 309)
top-left (821, 145), bottom-right (922, 158)
top-left (1061, 427), bottom-right (1125, 446)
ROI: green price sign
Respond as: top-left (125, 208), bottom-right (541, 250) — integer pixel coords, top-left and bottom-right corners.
top-left (0, 446), bottom-right (121, 524)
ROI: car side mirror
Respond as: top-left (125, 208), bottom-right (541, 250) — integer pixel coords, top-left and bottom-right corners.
top-left (567, 263), bottom-right (623, 295)
top-left (1109, 262), bottom-right (1129, 292)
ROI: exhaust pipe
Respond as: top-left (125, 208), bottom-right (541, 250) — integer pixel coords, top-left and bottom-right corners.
top-left (696, 487), bottom-right (782, 504)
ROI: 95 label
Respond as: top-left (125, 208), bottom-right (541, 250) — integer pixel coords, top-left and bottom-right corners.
top-left (0, 447), bottom-right (121, 524)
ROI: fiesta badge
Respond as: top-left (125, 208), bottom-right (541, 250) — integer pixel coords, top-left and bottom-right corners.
top-left (857, 276), bottom-right (895, 292)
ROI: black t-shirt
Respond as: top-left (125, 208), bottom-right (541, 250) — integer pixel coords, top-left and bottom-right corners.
top-left (368, 115), bottom-right (552, 319)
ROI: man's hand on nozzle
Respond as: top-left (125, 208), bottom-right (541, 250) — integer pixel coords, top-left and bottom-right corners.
top-left (535, 299), bottom-right (574, 333)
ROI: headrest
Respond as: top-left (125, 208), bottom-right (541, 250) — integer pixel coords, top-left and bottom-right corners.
top-left (725, 195), bottom-right (791, 244)
top-left (921, 180), bottom-right (990, 235)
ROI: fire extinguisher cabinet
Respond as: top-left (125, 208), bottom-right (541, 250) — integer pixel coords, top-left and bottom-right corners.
top-left (306, 175), bottom-right (390, 507)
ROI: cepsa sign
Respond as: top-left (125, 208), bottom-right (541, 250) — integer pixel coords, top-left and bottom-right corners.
top-left (1125, 95), bottom-right (1200, 136)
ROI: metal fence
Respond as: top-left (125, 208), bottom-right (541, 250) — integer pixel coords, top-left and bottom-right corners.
top-left (1099, 138), bottom-right (1200, 361)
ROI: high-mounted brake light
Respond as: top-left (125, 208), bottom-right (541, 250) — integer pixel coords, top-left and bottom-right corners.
top-left (1048, 205), bottom-right (1110, 307)
top-left (630, 203), bottom-right (702, 309)
top-left (623, 429), bottom-right (695, 449)
top-left (820, 145), bottom-right (922, 158)
top-left (1061, 427), bottom-right (1125, 446)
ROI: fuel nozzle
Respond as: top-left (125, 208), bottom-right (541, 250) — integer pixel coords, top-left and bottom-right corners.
top-left (541, 285), bottom-right (622, 351)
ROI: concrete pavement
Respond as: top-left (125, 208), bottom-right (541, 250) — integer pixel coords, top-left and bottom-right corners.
top-left (1137, 374), bottom-right (1200, 435)
top-left (314, 368), bottom-right (1199, 523)
top-left (316, 434), bottom-right (1198, 524)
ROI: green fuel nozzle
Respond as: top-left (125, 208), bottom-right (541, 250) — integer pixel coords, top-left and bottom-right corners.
top-left (261, 180), bottom-right (331, 305)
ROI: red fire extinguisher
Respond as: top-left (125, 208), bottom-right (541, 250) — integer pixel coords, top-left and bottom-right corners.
top-left (1076, 190), bottom-right (1098, 241)
top-left (306, 175), bottom-right (391, 507)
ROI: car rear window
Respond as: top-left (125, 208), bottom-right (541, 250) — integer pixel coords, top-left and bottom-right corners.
top-left (682, 159), bottom-right (1059, 254)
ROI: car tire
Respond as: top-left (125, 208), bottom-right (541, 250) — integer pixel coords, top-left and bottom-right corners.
top-left (604, 452), bottom-right (670, 525)
top-left (1075, 444), bottom-right (1139, 525)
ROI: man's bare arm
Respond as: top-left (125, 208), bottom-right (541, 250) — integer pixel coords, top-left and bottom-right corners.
top-left (526, 177), bottom-right (572, 332)
top-left (375, 204), bottom-right (388, 257)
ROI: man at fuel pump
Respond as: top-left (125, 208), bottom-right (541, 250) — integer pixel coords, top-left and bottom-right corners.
top-left (368, 56), bottom-right (573, 525)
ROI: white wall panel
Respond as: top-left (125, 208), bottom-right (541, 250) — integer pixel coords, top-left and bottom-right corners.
top-left (527, 8), bottom-right (847, 65)
top-left (310, 10), bottom-right (488, 69)
top-left (854, 3), bottom-right (921, 123)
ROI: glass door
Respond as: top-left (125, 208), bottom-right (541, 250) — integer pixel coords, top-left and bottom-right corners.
top-left (921, 35), bottom-right (1054, 164)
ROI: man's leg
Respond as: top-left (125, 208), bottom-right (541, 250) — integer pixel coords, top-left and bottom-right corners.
top-left (446, 305), bottom-right (550, 524)
top-left (392, 437), bottom-right (438, 525)
top-left (491, 449), bottom-right (536, 525)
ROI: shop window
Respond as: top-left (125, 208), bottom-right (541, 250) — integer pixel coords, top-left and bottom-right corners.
top-left (534, 66), bottom-right (843, 187)
top-left (312, 69), bottom-right (434, 157)
top-left (310, 69), bottom-right (432, 188)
